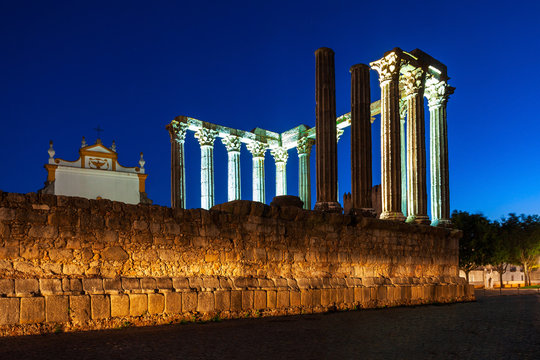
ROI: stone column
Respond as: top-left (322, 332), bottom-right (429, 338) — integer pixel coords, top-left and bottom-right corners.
top-left (370, 50), bottom-right (405, 221)
top-left (314, 47), bottom-right (341, 212)
top-left (297, 137), bottom-right (314, 210)
top-left (399, 98), bottom-right (407, 216)
top-left (195, 128), bottom-right (218, 210)
top-left (166, 121), bottom-right (189, 209)
top-left (426, 78), bottom-right (455, 227)
top-left (403, 67), bottom-right (430, 224)
top-left (271, 147), bottom-right (289, 196)
top-left (350, 64), bottom-right (373, 214)
top-left (247, 141), bottom-right (268, 203)
top-left (222, 135), bottom-right (242, 201)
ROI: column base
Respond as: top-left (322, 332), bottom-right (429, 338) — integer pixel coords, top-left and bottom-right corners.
top-left (406, 215), bottom-right (431, 225)
top-left (350, 208), bottom-right (376, 217)
top-left (380, 211), bottom-right (406, 222)
top-left (314, 201), bottom-right (342, 213)
top-left (431, 218), bottom-right (453, 227)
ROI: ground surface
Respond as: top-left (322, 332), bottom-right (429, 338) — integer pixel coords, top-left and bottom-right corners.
top-left (0, 292), bottom-right (538, 360)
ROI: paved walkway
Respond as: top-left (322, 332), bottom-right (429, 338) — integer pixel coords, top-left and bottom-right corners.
top-left (0, 292), bottom-right (538, 359)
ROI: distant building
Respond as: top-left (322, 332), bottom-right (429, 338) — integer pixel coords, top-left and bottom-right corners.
top-left (460, 264), bottom-right (540, 288)
top-left (40, 137), bottom-right (151, 205)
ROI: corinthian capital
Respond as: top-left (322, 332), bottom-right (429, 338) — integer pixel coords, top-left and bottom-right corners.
top-left (425, 77), bottom-right (455, 109)
top-left (370, 50), bottom-right (402, 83)
top-left (402, 67), bottom-right (426, 98)
top-left (166, 120), bottom-right (189, 144)
top-left (296, 137), bottom-right (315, 155)
top-left (271, 147), bottom-right (289, 163)
top-left (246, 141), bottom-right (268, 158)
top-left (194, 127), bottom-right (218, 147)
top-left (222, 135), bottom-right (242, 152)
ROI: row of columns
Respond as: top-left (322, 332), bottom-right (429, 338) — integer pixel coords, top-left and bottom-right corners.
top-left (168, 124), bottom-right (316, 210)
top-left (370, 49), bottom-right (454, 226)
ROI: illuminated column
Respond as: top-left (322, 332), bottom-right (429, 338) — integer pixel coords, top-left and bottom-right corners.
top-left (222, 135), bottom-right (242, 201)
top-left (247, 141), bottom-right (268, 203)
top-left (399, 98), bottom-right (407, 216)
top-left (195, 128), bottom-right (218, 210)
top-left (350, 64), bottom-right (373, 213)
top-left (297, 137), bottom-right (314, 210)
top-left (166, 121), bottom-right (189, 209)
top-left (426, 78), bottom-right (455, 227)
top-left (314, 47), bottom-right (341, 212)
top-left (403, 67), bottom-right (430, 224)
top-left (370, 50), bottom-right (406, 221)
top-left (271, 147), bottom-right (289, 196)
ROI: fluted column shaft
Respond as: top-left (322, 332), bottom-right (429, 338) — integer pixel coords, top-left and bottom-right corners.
top-left (426, 79), bottom-right (454, 226)
top-left (399, 99), bottom-right (407, 216)
top-left (297, 137), bottom-right (314, 210)
top-left (271, 147), bottom-right (288, 196)
top-left (314, 47), bottom-right (340, 211)
top-left (247, 141), bottom-right (268, 203)
top-left (371, 51), bottom-right (405, 221)
top-left (166, 121), bottom-right (188, 209)
top-left (195, 128), bottom-right (218, 210)
top-left (404, 68), bottom-right (429, 224)
top-left (222, 136), bottom-right (242, 201)
top-left (350, 64), bottom-right (373, 211)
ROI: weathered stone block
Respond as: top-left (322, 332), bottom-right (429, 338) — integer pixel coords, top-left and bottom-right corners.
top-left (321, 288), bottom-right (331, 306)
top-left (301, 290), bottom-right (312, 307)
top-left (290, 291), bottom-right (301, 307)
top-left (164, 292), bottom-right (182, 314)
top-left (122, 278), bottom-right (140, 292)
top-left (129, 294), bottom-right (147, 316)
top-left (20, 297), bottom-right (45, 324)
top-left (45, 295), bottom-right (69, 322)
top-left (336, 288), bottom-right (345, 304)
top-left (103, 278), bottom-right (122, 294)
top-left (242, 290), bottom-right (254, 310)
top-left (215, 290), bottom-right (231, 311)
top-left (141, 278), bottom-right (157, 293)
top-left (344, 288), bottom-right (354, 304)
top-left (83, 278), bottom-right (103, 294)
top-left (266, 290), bottom-right (277, 309)
top-left (40, 279), bottom-right (63, 295)
top-left (276, 290), bottom-right (289, 308)
top-left (110, 294), bottom-right (129, 317)
top-left (230, 290), bottom-right (242, 311)
top-left (0, 298), bottom-right (19, 325)
top-left (362, 287), bottom-right (371, 305)
top-left (148, 293), bottom-right (164, 314)
top-left (312, 289), bottom-right (322, 306)
top-left (182, 291), bottom-right (197, 312)
top-left (70, 295), bottom-right (90, 322)
top-left (172, 277), bottom-right (190, 291)
top-left (0, 279), bottom-right (14, 296)
top-left (197, 292), bottom-right (214, 312)
top-left (202, 277), bottom-right (219, 290)
top-left (102, 246), bottom-right (129, 261)
top-left (354, 287), bottom-right (363, 303)
top-left (254, 290), bottom-right (266, 310)
top-left (91, 295), bottom-right (110, 319)
top-left (329, 288), bottom-right (338, 304)
top-left (15, 279), bottom-right (38, 296)
top-left (156, 278), bottom-right (173, 292)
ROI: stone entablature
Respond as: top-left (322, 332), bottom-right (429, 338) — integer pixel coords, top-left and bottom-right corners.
top-left (41, 139), bottom-right (150, 205)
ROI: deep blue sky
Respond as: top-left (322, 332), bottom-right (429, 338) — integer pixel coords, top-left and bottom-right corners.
top-left (1, 1), bottom-right (539, 220)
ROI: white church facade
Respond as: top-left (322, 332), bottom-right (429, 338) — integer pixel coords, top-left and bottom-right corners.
top-left (40, 138), bottom-right (151, 205)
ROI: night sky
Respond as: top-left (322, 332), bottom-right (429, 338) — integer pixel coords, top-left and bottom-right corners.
top-left (1, 1), bottom-right (539, 220)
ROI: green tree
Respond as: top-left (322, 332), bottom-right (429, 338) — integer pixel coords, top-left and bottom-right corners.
top-left (502, 214), bottom-right (540, 286)
top-left (488, 221), bottom-right (512, 288)
top-left (452, 210), bottom-right (494, 282)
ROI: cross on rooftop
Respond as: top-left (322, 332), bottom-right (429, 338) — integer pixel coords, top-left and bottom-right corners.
top-left (94, 125), bottom-right (104, 139)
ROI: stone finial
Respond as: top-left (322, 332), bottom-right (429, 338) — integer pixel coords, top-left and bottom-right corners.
top-left (222, 135), bottom-right (242, 152)
top-left (81, 136), bottom-right (87, 148)
top-left (246, 141), bottom-right (268, 158)
top-left (139, 152), bottom-right (145, 171)
top-left (425, 77), bottom-right (455, 109)
top-left (48, 141), bottom-right (55, 161)
top-left (296, 137), bottom-right (315, 155)
top-left (111, 140), bottom-right (116, 152)
top-left (167, 120), bottom-right (189, 144)
top-left (271, 147), bottom-right (289, 163)
top-left (194, 128), bottom-right (218, 147)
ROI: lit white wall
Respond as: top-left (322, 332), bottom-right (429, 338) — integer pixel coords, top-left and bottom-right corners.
top-left (54, 166), bottom-right (140, 204)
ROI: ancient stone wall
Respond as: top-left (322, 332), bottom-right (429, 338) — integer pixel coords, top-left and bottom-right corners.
top-left (0, 192), bottom-right (473, 335)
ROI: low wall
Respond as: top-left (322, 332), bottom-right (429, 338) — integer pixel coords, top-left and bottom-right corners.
top-left (0, 192), bottom-right (474, 335)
